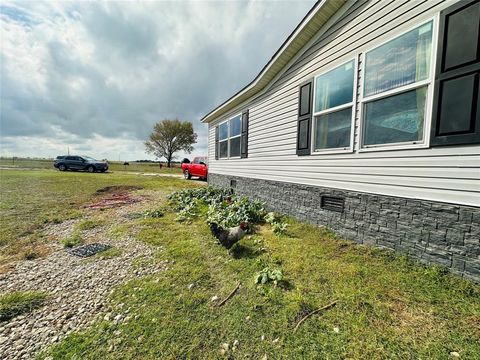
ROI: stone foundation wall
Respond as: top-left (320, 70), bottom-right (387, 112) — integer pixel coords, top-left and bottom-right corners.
top-left (208, 173), bottom-right (480, 282)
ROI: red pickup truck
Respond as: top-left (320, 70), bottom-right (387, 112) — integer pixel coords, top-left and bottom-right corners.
top-left (182, 156), bottom-right (208, 180)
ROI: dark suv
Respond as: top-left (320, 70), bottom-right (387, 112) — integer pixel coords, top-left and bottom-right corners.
top-left (54, 155), bottom-right (108, 173)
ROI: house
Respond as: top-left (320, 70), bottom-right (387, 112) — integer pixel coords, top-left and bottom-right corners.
top-left (201, 0), bottom-right (480, 281)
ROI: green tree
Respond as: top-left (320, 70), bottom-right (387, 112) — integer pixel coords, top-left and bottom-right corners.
top-left (145, 119), bottom-right (197, 168)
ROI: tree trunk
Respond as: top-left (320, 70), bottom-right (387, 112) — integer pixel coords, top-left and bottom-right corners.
top-left (167, 153), bottom-right (172, 168)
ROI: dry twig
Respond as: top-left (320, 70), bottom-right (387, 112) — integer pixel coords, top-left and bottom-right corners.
top-left (293, 300), bottom-right (338, 332)
top-left (216, 282), bottom-right (241, 307)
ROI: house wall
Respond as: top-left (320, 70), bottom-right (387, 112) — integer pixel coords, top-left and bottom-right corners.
top-left (205, 0), bottom-right (480, 280)
top-left (207, 0), bottom-right (480, 207)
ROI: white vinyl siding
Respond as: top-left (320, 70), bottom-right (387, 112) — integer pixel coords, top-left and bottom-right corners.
top-left (208, 0), bottom-right (480, 207)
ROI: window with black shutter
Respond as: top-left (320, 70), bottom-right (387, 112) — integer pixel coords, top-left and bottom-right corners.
top-left (431, 0), bottom-right (480, 146)
top-left (297, 79), bottom-right (313, 155)
top-left (217, 114), bottom-right (242, 159)
top-left (241, 109), bottom-right (249, 158)
top-left (215, 126), bottom-right (219, 160)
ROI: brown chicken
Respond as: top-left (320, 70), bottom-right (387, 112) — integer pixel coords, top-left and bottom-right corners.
top-left (209, 222), bottom-right (248, 249)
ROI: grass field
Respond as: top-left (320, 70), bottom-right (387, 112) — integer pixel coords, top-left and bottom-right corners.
top-left (1, 168), bottom-right (479, 359)
top-left (0, 157), bottom-right (182, 174)
top-left (0, 168), bottom-right (187, 267)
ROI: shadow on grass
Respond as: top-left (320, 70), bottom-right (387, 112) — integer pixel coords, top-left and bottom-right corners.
top-left (230, 244), bottom-right (262, 259)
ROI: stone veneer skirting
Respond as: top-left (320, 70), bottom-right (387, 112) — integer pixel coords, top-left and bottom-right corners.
top-left (208, 173), bottom-right (480, 282)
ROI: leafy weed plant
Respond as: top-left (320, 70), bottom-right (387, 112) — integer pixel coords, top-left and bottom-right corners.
top-left (143, 209), bottom-right (164, 218)
top-left (265, 212), bottom-right (289, 236)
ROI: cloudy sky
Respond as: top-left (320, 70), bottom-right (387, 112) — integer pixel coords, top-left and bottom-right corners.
top-left (0, 0), bottom-right (314, 161)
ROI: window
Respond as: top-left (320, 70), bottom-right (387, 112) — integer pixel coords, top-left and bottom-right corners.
top-left (229, 115), bottom-right (241, 157)
top-left (219, 122), bottom-right (228, 158)
top-left (361, 21), bottom-right (434, 149)
top-left (364, 87), bottom-right (427, 145)
top-left (313, 60), bottom-right (355, 151)
top-left (218, 114), bottom-right (242, 159)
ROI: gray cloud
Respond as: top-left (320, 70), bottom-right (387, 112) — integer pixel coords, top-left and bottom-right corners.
top-left (0, 0), bottom-right (314, 160)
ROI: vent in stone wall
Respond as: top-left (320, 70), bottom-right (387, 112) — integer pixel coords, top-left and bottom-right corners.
top-left (321, 196), bottom-right (344, 212)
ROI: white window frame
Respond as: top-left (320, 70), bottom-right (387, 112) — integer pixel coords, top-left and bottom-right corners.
top-left (218, 120), bottom-right (229, 159)
top-left (218, 113), bottom-right (242, 159)
top-left (311, 57), bottom-right (357, 155)
top-left (358, 16), bottom-right (439, 152)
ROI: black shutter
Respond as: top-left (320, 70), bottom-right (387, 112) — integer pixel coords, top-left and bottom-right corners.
top-left (215, 126), bottom-right (219, 160)
top-left (241, 109), bottom-right (249, 158)
top-left (296, 79), bottom-right (313, 155)
top-left (431, 0), bottom-right (480, 146)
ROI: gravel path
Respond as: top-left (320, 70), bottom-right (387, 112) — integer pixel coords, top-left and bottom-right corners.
top-left (0, 189), bottom-right (169, 359)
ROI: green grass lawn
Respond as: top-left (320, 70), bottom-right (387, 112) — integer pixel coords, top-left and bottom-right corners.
top-left (1, 169), bottom-right (478, 359)
top-left (0, 169), bottom-right (192, 267)
top-left (43, 213), bottom-right (480, 359)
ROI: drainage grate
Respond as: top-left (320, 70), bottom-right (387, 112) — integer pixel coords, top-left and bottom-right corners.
top-left (321, 196), bottom-right (345, 213)
top-left (67, 243), bottom-right (112, 258)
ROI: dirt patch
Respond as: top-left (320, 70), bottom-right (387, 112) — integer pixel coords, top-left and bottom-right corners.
top-left (94, 185), bottom-right (142, 195)
top-left (388, 300), bottom-right (446, 340)
top-left (85, 194), bottom-right (141, 209)
top-left (87, 186), bottom-right (144, 209)
top-left (464, 315), bottom-right (480, 339)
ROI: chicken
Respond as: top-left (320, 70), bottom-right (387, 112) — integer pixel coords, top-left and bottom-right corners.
top-left (209, 222), bottom-right (248, 249)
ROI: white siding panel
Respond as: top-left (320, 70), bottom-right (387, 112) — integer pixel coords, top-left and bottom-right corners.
top-left (209, 168), bottom-right (480, 207)
top-left (207, 0), bottom-right (480, 207)
top-left (211, 165), bottom-right (479, 180)
top-left (209, 168), bottom-right (480, 191)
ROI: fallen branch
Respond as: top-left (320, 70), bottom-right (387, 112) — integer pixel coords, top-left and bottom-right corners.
top-left (293, 300), bottom-right (338, 332)
top-left (216, 282), bottom-right (241, 307)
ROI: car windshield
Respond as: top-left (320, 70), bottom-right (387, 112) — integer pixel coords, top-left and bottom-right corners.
top-left (82, 156), bottom-right (98, 161)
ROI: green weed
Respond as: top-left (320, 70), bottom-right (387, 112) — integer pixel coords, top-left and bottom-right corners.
top-left (60, 232), bottom-right (83, 248)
